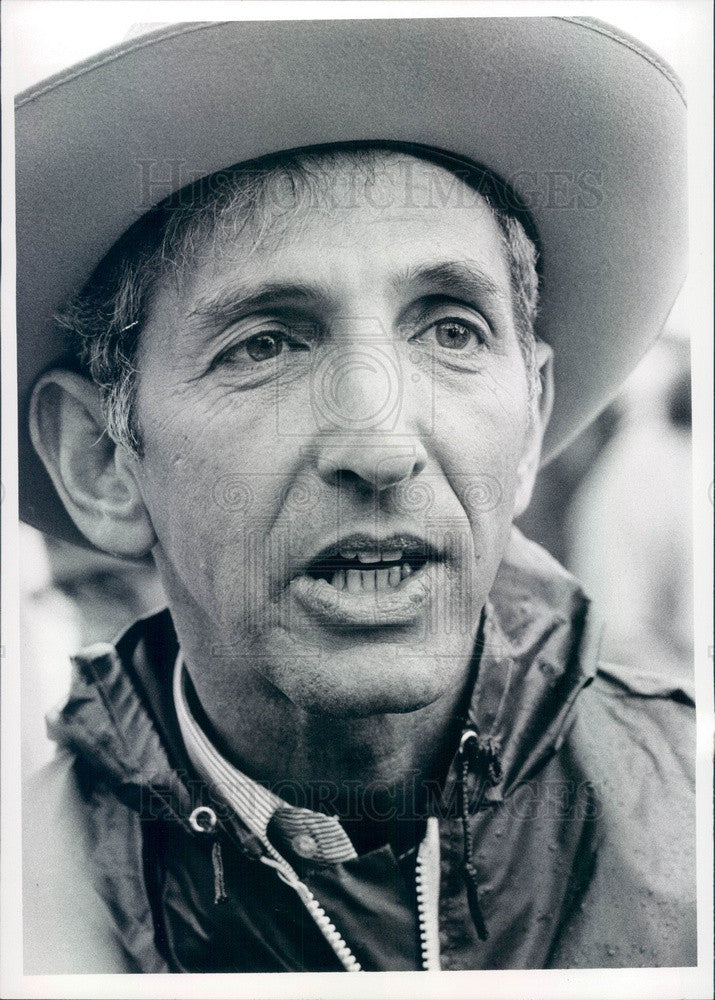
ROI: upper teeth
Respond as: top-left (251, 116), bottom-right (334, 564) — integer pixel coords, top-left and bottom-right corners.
top-left (340, 548), bottom-right (404, 563)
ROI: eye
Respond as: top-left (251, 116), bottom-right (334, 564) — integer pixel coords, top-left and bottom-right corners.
top-left (213, 326), bottom-right (311, 370)
top-left (245, 332), bottom-right (286, 361)
top-left (415, 317), bottom-right (489, 354)
top-left (433, 320), bottom-right (476, 350)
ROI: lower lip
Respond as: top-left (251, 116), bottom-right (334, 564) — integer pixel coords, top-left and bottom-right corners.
top-left (289, 562), bottom-right (435, 627)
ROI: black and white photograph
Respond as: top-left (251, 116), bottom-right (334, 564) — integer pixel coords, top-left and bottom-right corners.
top-left (1, 2), bottom-right (712, 997)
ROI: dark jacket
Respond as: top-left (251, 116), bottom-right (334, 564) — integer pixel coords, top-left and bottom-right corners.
top-left (23, 530), bottom-right (696, 973)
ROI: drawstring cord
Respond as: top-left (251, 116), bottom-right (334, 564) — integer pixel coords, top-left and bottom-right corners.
top-left (458, 727), bottom-right (503, 942)
top-left (210, 840), bottom-right (228, 905)
top-left (189, 806), bottom-right (228, 905)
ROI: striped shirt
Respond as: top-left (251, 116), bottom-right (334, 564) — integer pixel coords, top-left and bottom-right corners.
top-left (173, 654), bottom-right (357, 864)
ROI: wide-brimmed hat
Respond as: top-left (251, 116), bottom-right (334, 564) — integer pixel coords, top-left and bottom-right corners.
top-left (15, 17), bottom-right (687, 546)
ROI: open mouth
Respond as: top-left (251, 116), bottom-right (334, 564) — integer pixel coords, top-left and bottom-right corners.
top-left (291, 533), bottom-right (438, 625)
top-left (303, 535), bottom-right (432, 593)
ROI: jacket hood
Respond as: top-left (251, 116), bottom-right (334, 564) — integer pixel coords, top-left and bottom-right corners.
top-left (47, 527), bottom-right (602, 819)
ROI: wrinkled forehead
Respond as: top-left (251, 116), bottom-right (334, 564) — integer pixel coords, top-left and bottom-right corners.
top-left (170, 148), bottom-right (499, 268)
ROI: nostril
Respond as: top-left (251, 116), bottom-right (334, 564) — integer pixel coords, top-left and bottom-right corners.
top-left (332, 469), bottom-right (371, 492)
top-left (316, 441), bottom-right (427, 492)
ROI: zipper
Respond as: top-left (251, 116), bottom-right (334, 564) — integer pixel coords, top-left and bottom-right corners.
top-left (415, 816), bottom-right (441, 970)
top-left (193, 802), bottom-right (362, 970)
top-left (260, 819), bottom-right (443, 972)
top-left (259, 848), bottom-right (362, 971)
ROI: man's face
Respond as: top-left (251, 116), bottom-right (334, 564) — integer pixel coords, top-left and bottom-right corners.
top-left (132, 153), bottom-right (539, 720)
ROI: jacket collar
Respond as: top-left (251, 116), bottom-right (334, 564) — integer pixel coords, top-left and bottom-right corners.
top-left (460, 528), bottom-right (602, 805)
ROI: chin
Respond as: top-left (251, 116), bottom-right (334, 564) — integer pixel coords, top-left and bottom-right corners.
top-left (304, 689), bottom-right (438, 720)
top-left (270, 647), bottom-right (461, 719)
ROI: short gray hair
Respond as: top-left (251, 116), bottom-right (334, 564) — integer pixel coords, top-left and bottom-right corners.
top-left (56, 146), bottom-right (541, 455)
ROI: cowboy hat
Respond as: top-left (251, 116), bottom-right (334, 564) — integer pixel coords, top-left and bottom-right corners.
top-left (15, 17), bottom-right (687, 546)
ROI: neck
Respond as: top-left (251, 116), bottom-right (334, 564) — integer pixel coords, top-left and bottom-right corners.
top-left (178, 630), bottom-right (480, 830)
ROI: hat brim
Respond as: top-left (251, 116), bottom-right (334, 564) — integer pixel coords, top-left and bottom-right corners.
top-left (15, 17), bottom-right (687, 546)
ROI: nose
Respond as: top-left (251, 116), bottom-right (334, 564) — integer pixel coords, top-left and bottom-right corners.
top-left (316, 439), bottom-right (427, 491)
top-left (312, 340), bottom-right (428, 491)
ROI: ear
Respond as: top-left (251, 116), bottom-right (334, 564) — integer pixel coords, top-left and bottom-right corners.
top-left (29, 370), bottom-right (156, 558)
top-left (513, 340), bottom-right (555, 517)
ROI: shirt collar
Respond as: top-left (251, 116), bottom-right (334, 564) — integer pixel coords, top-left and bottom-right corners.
top-left (173, 652), bottom-right (357, 863)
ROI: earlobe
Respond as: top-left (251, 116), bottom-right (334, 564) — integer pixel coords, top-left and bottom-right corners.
top-left (29, 370), bottom-right (156, 557)
top-left (513, 341), bottom-right (555, 517)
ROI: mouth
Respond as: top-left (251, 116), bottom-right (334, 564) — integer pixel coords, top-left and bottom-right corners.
top-left (302, 534), bottom-right (432, 593)
top-left (289, 533), bottom-right (439, 627)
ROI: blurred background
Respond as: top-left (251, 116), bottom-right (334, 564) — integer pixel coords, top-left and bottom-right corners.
top-left (10, 3), bottom-right (696, 776)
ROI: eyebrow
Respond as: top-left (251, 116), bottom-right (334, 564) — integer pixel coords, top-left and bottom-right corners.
top-left (187, 258), bottom-right (508, 333)
top-left (392, 260), bottom-right (509, 306)
top-left (188, 280), bottom-right (334, 326)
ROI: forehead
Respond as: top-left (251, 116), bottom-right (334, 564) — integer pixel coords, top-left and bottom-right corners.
top-left (210, 150), bottom-right (497, 236)
top-left (158, 151), bottom-right (511, 304)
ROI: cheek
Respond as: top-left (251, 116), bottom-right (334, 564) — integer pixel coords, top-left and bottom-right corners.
top-left (133, 386), bottom-right (291, 610)
top-left (433, 368), bottom-right (530, 546)
top-left (435, 363), bottom-right (530, 470)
